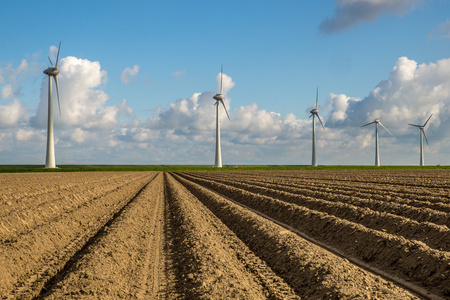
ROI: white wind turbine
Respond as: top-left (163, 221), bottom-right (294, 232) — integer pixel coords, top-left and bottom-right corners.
top-left (408, 114), bottom-right (432, 166)
top-left (43, 42), bottom-right (62, 168)
top-left (309, 87), bottom-right (325, 167)
top-left (360, 104), bottom-right (392, 166)
top-left (213, 65), bottom-right (231, 168)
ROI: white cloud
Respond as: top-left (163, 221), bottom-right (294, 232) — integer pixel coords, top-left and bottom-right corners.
top-left (319, 0), bottom-right (421, 34)
top-left (144, 74), bottom-right (309, 150)
top-left (31, 56), bottom-right (133, 130)
top-left (217, 72), bottom-right (235, 96)
top-left (4, 50), bottom-right (450, 166)
top-left (325, 56), bottom-right (450, 140)
top-left (0, 99), bottom-right (26, 128)
top-left (120, 65), bottom-right (140, 84)
top-left (1, 84), bottom-right (13, 99)
top-left (0, 58), bottom-right (37, 129)
top-left (16, 129), bottom-right (36, 142)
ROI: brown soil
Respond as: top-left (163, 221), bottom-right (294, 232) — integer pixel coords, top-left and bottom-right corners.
top-left (1, 170), bottom-right (448, 299)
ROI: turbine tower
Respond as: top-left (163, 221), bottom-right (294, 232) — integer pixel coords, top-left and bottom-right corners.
top-left (43, 42), bottom-right (62, 169)
top-left (213, 65), bottom-right (230, 168)
top-left (309, 87), bottom-right (325, 167)
top-left (408, 114), bottom-right (432, 166)
top-left (360, 108), bottom-right (392, 167)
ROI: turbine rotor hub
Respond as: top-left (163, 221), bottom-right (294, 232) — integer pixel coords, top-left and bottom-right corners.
top-left (310, 109), bottom-right (319, 114)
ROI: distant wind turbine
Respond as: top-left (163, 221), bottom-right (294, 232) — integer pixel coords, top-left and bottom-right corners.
top-left (360, 104), bottom-right (392, 166)
top-left (408, 114), bottom-right (432, 166)
top-left (213, 65), bottom-right (230, 168)
top-left (309, 87), bottom-right (325, 167)
top-left (43, 42), bottom-right (62, 169)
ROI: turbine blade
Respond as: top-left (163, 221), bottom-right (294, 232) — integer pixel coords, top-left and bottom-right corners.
top-left (317, 114), bottom-right (325, 130)
top-left (360, 121), bottom-right (375, 128)
top-left (48, 56), bottom-right (54, 67)
top-left (54, 76), bottom-right (61, 116)
top-left (221, 100), bottom-right (230, 121)
top-left (309, 114), bottom-right (312, 118)
top-left (422, 128), bottom-right (429, 145)
top-left (379, 122), bottom-right (393, 136)
top-left (408, 123), bottom-right (421, 128)
top-left (315, 86), bottom-right (318, 109)
top-left (55, 41), bottom-right (61, 68)
top-left (220, 65), bottom-right (223, 95)
top-left (423, 113), bottom-right (433, 127)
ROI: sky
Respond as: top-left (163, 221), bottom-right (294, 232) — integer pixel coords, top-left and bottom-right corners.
top-left (1, 0), bottom-right (450, 166)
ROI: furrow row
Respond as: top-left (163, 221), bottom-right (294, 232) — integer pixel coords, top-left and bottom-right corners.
top-left (171, 172), bottom-right (422, 299)
top-left (174, 172), bottom-right (450, 299)
top-left (182, 172), bottom-right (450, 252)
top-left (1, 172), bottom-right (157, 299)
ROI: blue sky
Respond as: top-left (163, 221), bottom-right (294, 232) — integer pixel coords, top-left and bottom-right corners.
top-left (1, 0), bottom-right (450, 165)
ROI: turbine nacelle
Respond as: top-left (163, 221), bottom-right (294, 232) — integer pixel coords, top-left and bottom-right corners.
top-left (213, 93), bottom-right (224, 101)
top-left (310, 108), bottom-right (319, 115)
top-left (43, 67), bottom-right (59, 76)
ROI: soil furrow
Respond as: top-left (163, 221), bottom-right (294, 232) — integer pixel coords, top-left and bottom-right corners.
top-left (1, 172), bottom-right (157, 299)
top-left (171, 172), bottom-right (422, 299)
top-left (174, 172), bottom-right (450, 298)
top-left (189, 171), bottom-right (450, 213)
top-left (35, 173), bottom-right (163, 299)
top-left (180, 172), bottom-right (450, 252)
top-left (165, 172), bottom-right (299, 299)
top-left (0, 174), bottom-right (150, 242)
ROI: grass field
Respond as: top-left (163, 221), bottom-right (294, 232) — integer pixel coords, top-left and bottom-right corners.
top-left (0, 164), bottom-right (449, 173)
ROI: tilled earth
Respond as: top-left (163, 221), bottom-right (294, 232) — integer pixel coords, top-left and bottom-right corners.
top-left (1, 170), bottom-right (449, 299)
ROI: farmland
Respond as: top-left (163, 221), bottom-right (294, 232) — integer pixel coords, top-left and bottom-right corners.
top-left (1, 170), bottom-right (449, 299)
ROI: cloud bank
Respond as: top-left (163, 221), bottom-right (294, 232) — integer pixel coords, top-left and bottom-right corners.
top-left (2, 50), bottom-right (450, 165)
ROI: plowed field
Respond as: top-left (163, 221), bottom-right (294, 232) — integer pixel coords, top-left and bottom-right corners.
top-left (1, 170), bottom-right (449, 299)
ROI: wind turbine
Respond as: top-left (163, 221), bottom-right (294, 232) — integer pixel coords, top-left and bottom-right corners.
top-left (408, 114), bottom-right (432, 166)
top-left (360, 105), bottom-right (392, 166)
top-left (213, 65), bottom-right (230, 168)
top-left (43, 42), bottom-right (62, 169)
top-left (309, 87), bottom-right (325, 167)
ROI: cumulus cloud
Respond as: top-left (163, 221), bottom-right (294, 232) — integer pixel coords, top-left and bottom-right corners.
top-left (0, 99), bottom-right (26, 128)
top-left (31, 56), bottom-right (133, 130)
top-left (144, 72), bottom-right (309, 150)
top-left (0, 59), bottom-right (30, 127)
top-left (429, 20), bottom-right (450, 40)
top-left (120, 65), bottom-right (140, 84)
top-left (217, 72), bottom-right (235, 96)
top-left (15, 129), bottom-right (36, 142)
top-left (5, 49), bottom-right (450, 165)
top-left (325, 56), bottom-right (450, 141)
top-left (319, 0), bottom-right (420, 34)
top-left (1, 84), bottom-right (14, 99)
